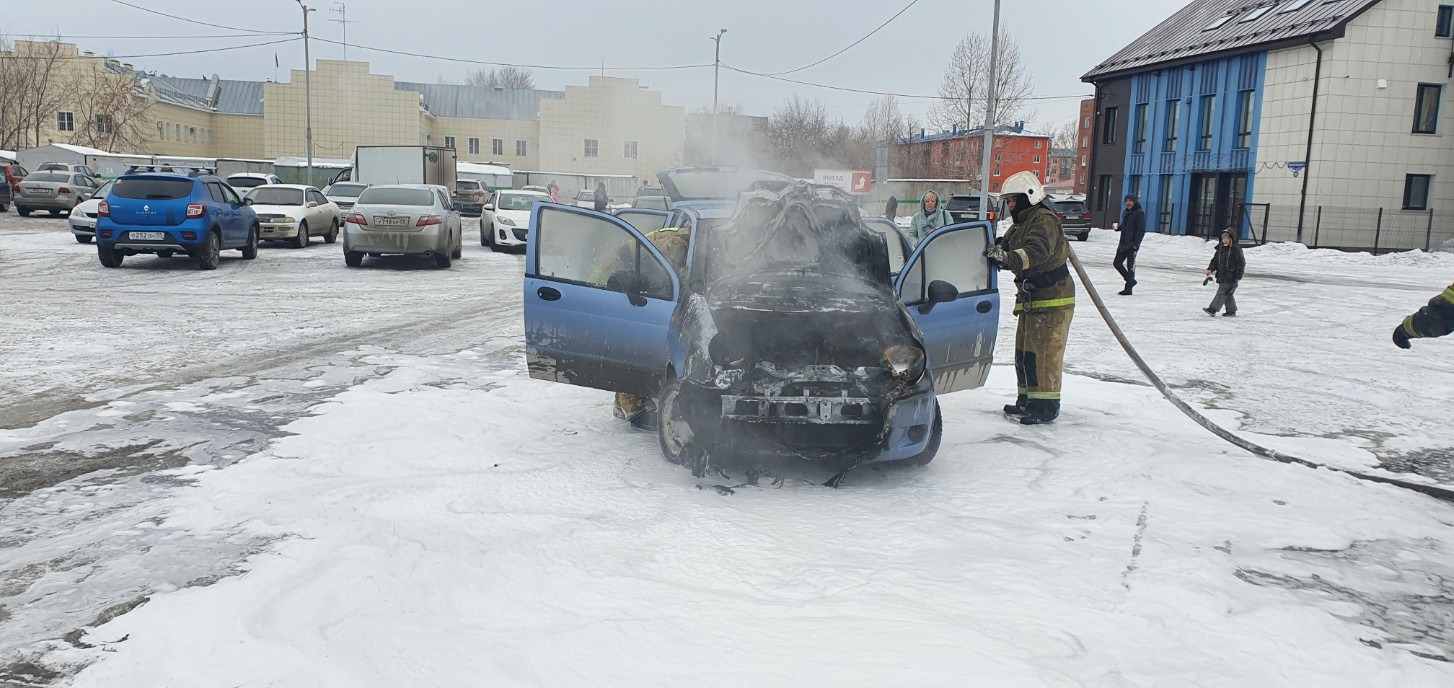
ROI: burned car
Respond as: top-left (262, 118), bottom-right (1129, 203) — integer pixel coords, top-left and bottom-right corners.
top-left (523, 170), bottom-right (1000, 477)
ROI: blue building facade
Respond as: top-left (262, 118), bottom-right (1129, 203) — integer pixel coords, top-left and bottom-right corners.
top-left (1119, 53), bottom-right (1265, 238)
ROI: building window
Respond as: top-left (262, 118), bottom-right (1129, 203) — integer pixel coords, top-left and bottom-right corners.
top-left (1437, 5), bottom-right (1453, 37)
top-left (93, 114), bottom-right (113, 134)
top-left (1159, 174), bottom-right (1174, 231)
top-left (1033, 155), bottom-right (1041, 164)
top-left (1097, 175), bottom-right (1114, 211)
top-left (1235, 90), bottom-right (1254, 149)
top-left (1238, 5), bottom-right (1273, 23)
top-left (1404, 174), bottom-right (1433, 210)
top-left (624, 140), bottom-right (639, 159)
top-left (1102, 107), bottom-right (1119, 145)
top-left (1414, 84), bottom-right (1442, 134)
top-left (56, 111), bottom-right (74, 132)
top-left (1164, 100), bottom-right (1180, 152)
top-left (1198, 95), bottom-right (1215, 151)
top-left (585, 138), bottom-right (599, 157)
top-left (492, 139), bottom-right (503, 156)
top-left (995, 153), bottom-right (1002, 162)
top-left (516, 140), bottom-right (527, 156)
top-left (1280, 0), bottom-right (1316, 13)
top-left (1081, 136), bottom-right (1089, 147)
top-left (1128, 175), bottom-right (1141, 199)
top-left (993, 167), bottom-right (1001, 176)
top-left (444, 135), bottom-right (455, 150)
top-left (1132, 104), bottom-right (1147, 154)
top-left (1035, 140), bottom-right (1043, 149)
top-left (1081, 154), bottom-right (1088, 166)
top-left (468, 137), bottom-right (480, 155)
top-left (1082, 117), bottom-right (1091, 128)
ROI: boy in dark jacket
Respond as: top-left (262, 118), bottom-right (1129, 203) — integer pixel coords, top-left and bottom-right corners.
top-left (1203, 229), bottom-right (1245, 317)
top-left (1115, 195), bottom-right (1146, 295)
top-left (1392, 281), bottom-right (1454, 348)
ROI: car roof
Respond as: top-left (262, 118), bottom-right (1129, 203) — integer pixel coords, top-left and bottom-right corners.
top-left (119, 171), bottom-right (205, 181)
top-left (228, 172), bottom-right (275, 178)
top-left (500, 189), bottom-right (549, 196)
top-left (251, 183), bottom-right (312, 190)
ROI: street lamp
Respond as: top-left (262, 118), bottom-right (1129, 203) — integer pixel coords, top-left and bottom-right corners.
top-left (296, 0), bottom-right (315, 185)
top-left (711, 29), bottom-right (727, 165)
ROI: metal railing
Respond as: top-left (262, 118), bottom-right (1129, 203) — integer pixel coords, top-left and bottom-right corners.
top-left (1244, 204), bottom-right (1445, 254)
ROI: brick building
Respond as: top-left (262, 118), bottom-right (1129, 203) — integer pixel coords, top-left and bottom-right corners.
top-left (1046, 147), bottom-right (1076, 186)
top-left (896, 129), bottom-right (1051, 192)
top-left (1075, 98), bottom-right (1094, 195)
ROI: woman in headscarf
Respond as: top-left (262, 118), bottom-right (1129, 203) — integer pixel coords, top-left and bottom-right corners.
top-left (906, 190), bottom-right (952, 245)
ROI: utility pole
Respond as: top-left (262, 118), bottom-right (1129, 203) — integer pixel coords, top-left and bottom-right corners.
top-left (329, 2), bottom-right (352, 61)
top-left (978, 0), bottom-right (1001, 221)
top-left (711, 28), bottom-right (727, 165)
top-left (296, 0), bottom-right (315, 185)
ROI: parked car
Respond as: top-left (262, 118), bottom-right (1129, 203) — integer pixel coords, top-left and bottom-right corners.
top-left (37, 162), bottom-right (101, 182)
top-left (631, 195), bottom-right (670, 210)
top-left (0, 175), bottom-right (10, 213)
top-left (94, 167), bottom-right (259, 269)
top-left (244, 184), bottom-right (342, 247)
top-left (945, 193), bottom-right (999, 224)
top-left (68, 179), bottom-right (114, 243)
top-left (321, 181), bottom-right (370, 210)
top-left (522, 185), bottom-right (550, 194)
top-left (1044, 195), bottom-right (1091, 241)
top-left (226, 172), bottom-right (283, 189)
top-left (522, 172), bottom-right (1001, 476)
top-left (341, 184), bottom-right (462, 268)
top-left (454, 179), bottom-right (489, 215)
top-left (481, 189), bottom-right (550, 251)
top-left (0, 162), bottom-right (30, 190)
top-left (14, 171), bottom-right (101, 217)
top-left (573, 189), bottom-right (597, 208)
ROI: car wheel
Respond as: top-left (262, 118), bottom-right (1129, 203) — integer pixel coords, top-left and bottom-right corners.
top-left (481, 227), bottom-right (490, 247)
top-left (17, 207), bottom-right (30, 217)
top-left (197, 231), bottom-right (221, 270)
top-left (1078, 232), bottom-right (1090, 242)
top-left (450, 234), bottom-right (462, 260)
top-left (0, 202), bottom-right (8, 211)
top-left (74, 234), bottom-right (92, 244)
top-left (324, 219), bottom-right (339, 244)
top-left (434, 249), bottom-right (452, 268)
top-left (158, 250), bottom-right (174, 259)
top-left (97, 244), bottom-right (123, 268)
top-left (292, 221), bottom-right (310, 249)
top-left (49, 209), bottom-right (63, 217)
top-left (241, 223), bottom-right (259, 259)
top-left (657, 379), bottom-right (711, 477)
top-left (344, 250), bottom-right (364, 267)
top-left (888, 401), bottom-right (942, 468)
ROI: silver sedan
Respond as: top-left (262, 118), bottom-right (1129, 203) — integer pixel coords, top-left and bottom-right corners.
top-left (341, 184), bottom-right (463, 269)
top-left (14, 172), bottom-right (100, 217)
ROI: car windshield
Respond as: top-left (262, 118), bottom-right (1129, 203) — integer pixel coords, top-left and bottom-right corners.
top-left (455, 181), bottom-right (481, 191)
top-left (574, 190), bottom-right (593, 200)
top-left (1053, 200), bottom-right (1088, 214)
top-left (325, 183), bottom-right (367, 197)
top-left (247, 188), bottom-right (305, 206)
top-left (658, 168), bottom-right (794, 201)
top-left (95, 181), bottom-right (114, 196)
top-left (497, 193), bottom-right (544, 211)
top-left (946, 196), bottom-right (979, 210)
top-left (27, 173), bottom-right (71, 183)
top-left (633, 196), bottom-right (669, 210)
top-left (357, 187), bottom-right (434, 206)
top-left (111, 177), bottom-right (194, 200)
top-left (228, 177), bottom-right (267, 188)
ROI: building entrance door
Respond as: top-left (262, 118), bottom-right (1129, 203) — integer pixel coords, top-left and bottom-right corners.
top-left (1188, 172), bottom-right (1248, 238)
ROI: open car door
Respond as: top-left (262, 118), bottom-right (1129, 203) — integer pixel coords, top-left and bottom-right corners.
top-left (524, 204), bottom-right (680, 397)
top-left (894, 222), bottom-right (1000, 394)
top-left (862, 217), bottom-right (911, 277)
top-left (612, 208), bottom-right (671, 234)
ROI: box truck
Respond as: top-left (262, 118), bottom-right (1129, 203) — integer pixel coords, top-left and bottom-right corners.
top-left (347, 146), bottom-right (457, 188)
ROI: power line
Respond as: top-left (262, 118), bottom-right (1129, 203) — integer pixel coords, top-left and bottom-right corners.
top-left (106, 0), bottom-right (284, 35)
top-left (723, 64), bottom-right (1090, 102)
top-left (9, 37), bottom-right (302, 61)
top-left (760, 0), bottom-right (922, 76)
top-left (10, 33), bottom-right (297, 40)
top-left (307, 36), bottom-right (713, 71)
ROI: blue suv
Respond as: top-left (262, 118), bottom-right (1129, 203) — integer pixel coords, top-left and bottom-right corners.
top-left (522, 170), bottom-right (1001, 478)
top-left (95, 167), bottom-right (259, 270)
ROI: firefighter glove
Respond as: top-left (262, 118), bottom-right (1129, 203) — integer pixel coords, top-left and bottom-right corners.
top-left (1393, 325), bottom-right (1412, 350)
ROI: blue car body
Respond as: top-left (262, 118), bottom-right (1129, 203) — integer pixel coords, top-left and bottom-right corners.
top-left (523, 170), bottom-right (1000, 470)
top-left (95, 168), bottom-right (257, 269)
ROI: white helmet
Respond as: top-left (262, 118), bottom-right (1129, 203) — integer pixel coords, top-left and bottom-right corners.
top-left (1001, 171), bottom-right (1047, 206)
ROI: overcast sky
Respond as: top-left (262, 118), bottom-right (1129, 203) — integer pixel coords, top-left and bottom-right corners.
top-left (11, 0), bottom-right (1182, 131)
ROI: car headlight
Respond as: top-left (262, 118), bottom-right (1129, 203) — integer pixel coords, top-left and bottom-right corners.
top-left (498, 216), bottom-right (516, 227)
top-left (883, 344), bottom-right (926, 382)
top-left (284, 216), bottom-right (299, 224)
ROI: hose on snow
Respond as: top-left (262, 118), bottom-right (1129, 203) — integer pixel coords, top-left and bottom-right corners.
top-left (1065, 246), bottom-right (1454, 505)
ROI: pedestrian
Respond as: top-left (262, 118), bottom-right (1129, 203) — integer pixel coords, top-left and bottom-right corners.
top-left (982, 172), bottom-right (1075, 425)
top-left (1392, 280), bottom-right (1454, 348)
top-left (885, 196), bottom-right (899, 220)
top-left (1115, 194), bottom-right (1146, 295)
top-left (1203, 228), bottom-right (1245, 317)
top-left (906, 190), bottom-right (952, 245)
top-left (593, 181), bottom-right (609, 212)
top-left (547, 181), bottom-right (560, 204)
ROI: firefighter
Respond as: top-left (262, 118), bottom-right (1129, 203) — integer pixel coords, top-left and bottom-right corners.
top-left (1393, 281), bottom-right (1454, 348)
top-left (612, 219), bottom-right (694, 428)
top-left (983, 172), bottom-right (1075, 425)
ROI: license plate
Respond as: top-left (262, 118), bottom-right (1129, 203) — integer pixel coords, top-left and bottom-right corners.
top-left (374, 217), bottom-right (407, 227)
top-left (25, 188), bottom-right (53, 196)
top-left (129, 231), bottom-right (166, 241)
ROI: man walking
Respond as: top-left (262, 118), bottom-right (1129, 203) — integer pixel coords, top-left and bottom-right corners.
top-left (593, 181), bottom-right (609, 212)
top-left (1203, 229), bottom-right (1245, 317)
top-left (1115, 194), bottom-right (1146, 295)
top-left (1393, 280), bottom-right (1454, 348)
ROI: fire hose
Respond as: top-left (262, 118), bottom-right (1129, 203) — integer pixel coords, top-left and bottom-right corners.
top-left (1065, 246), bottom-right (1454, 504)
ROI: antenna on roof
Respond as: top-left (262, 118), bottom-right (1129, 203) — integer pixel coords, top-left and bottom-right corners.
top-left (329, 3), bottom-right (353, 61)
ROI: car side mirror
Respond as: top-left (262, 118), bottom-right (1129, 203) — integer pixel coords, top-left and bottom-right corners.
top-left (482, 203), bottom-right (494, 211)
top-left (918, 280), bottom-right (960, 315)
top-left (306, 200), bottom-right (319, 208)
top-left (606, 270), bottom-right (649, 307)
top-left (243, 198), bottom-right (254, 206)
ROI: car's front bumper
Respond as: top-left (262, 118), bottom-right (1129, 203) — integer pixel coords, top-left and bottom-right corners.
top-left (259, 220), bottom-right (302, 239)
top-left (70, 214), bottom-right (97, 235)
top-left (491, 222), bottom-right (527, 246)
top-left (343, 223), bottom-right (448, 255)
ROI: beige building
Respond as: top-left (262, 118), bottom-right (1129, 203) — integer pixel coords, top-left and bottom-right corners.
top-left (1, 41), bottom-right (686, 179)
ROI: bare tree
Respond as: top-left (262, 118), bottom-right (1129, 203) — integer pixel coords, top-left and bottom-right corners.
top-left (930, 29), bottom-right (1035, 132)
top-left (1049, 119), bottom-right (1078, 151)
top-left (763, 96), bottom-right (874, 177)
top-left (0, 37), bottom-right (71, 150)
top-left (66, 62), bottom-right (152, 151)
top-left (466, 66), bottom-right (535, 89)
top-left (859, 96), bottom-right (904, 146)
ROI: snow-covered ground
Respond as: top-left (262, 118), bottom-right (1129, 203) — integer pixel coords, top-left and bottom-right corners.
top-left (2, 215), bottom-right (1454, 686)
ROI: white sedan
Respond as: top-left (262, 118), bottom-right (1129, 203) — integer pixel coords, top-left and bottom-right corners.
top-left (244, 184), bottom-right (342, 248)
top-left (481, 190), bottom-right (551, 252)
top-left (68, 178), bottom-right (114, 243)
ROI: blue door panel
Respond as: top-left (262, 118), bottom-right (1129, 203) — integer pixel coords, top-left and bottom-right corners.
top-left (895, 222), bottom-right (1000, 394)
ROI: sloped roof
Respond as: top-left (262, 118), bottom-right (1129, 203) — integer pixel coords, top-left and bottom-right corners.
top-left (1083, 0), bottom-right (1382, 81)
top-left (147, 75), bottom-right (265, 114)
top-left (394, 82), bottom-right (564, 121)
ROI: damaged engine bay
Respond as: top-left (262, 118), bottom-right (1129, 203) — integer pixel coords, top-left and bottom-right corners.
top-left (660, 182), bottom-right (941, 479)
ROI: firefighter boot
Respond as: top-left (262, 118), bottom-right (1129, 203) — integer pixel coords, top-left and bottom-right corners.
top-left (1019, 399), bottom-right (1061, 426)
top-left (1003, 395), bottom-right (1030, 416)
